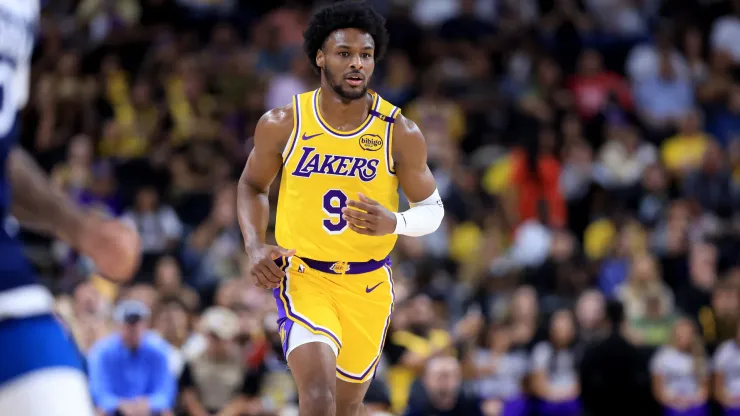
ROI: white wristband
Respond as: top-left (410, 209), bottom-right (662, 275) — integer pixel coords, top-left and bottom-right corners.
top-left (393, 189), bottom-right (444, 237)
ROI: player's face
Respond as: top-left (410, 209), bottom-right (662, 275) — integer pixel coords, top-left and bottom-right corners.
top-left (318, 28), bottom-right (375, 100)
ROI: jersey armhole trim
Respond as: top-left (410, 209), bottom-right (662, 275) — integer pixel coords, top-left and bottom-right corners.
top-left (386, 106), bottom-right (401, 175)
top-left (282, 95), bottom-right (301, 164)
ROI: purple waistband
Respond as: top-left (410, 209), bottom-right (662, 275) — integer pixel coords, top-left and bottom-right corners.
top-left (277, 256), bottom-right (391, 275)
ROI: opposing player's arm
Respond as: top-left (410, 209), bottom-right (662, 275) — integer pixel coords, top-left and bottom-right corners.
top-left (237, 105), bottom-right (296, 289)
top-left (343, 114), bottom-right (444, 237)
top-left (8, 147), bottom-right (139, 281)
top-left (8, 148), bottom-right (87, 244)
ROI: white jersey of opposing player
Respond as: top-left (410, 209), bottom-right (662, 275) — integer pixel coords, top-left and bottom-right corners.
top-left (0, 0), bottom-right (35, 133)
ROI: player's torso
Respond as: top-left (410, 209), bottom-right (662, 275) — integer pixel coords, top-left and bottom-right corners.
top-left (276, 89), bottom-right (400, 262)
top-left (0, 0), bottom-right (42, 294)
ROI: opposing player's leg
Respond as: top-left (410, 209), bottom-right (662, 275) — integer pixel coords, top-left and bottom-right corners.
top-left (0, 314), bottom-right (94, 416)
top-left (336, 379), bottom-right (371, 416)
top-left (286, 326), bottom-right (339, 416)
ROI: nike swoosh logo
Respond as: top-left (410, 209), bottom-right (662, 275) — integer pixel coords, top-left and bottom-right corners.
top-left (302, 132), bottom-right (323, 140)
top-left (365, 282), bottom-right (383, 293)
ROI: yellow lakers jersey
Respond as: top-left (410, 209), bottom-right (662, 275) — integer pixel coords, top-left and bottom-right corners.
top-left (275, 89), bottom-right (400, 262)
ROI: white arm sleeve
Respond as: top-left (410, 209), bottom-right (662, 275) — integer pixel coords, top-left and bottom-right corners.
top-left (393, 188), bottom-right (444, 237)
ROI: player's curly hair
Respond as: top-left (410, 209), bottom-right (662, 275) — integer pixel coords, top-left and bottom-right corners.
top-left (303, 1), bottom-right (389, 73)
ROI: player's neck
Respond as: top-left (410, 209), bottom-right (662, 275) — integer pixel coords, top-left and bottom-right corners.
top-left (318, 86), bottom-right (370, 132)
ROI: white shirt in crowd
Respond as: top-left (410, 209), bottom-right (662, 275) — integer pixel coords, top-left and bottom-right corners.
top-left (714, 340), bottom-right (740, 398)
top-left (625, 44), bottom-right (690, 82)
top-left (122, 206), bottom-right (183, 254)
top-left (711, 16), bottom-right (740, 64)
top-left (474, 349), bottom-right (529, 400)
top-left (650, 346), bottom-right (706, 398)
top-left (530, 342), bottom-right (578, 391)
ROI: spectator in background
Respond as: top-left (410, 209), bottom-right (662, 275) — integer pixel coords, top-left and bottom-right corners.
top-left (465, 324), bottom-right (528, 416)
top-left (598, 121), bottom-right (657, 190)
top-left (568, 49), bottom-right (632, 121)
top-left (697, 50), bottom-right (733, 107)
top-left (517, 57), bottom-right (572, 124)
top-left (183, 183), bottom-right (242, 287)
top-left (122, 185), bottom-right (183, 278)
top-left (509, 126), bottom-right (566, 228)
top-left (404, 69), bottom-right (467, 165)
top-left (650, 318), bottom-right (710, 416)
top-left (506, 286), bottom-right (541, 349)
top-left (51, 133), bottom-right (94, 198)
top-left (385, 294), bottom-right (481, 414)
top-left (179, 307), bottom-right (258, 416)
top-left (580, 301), bottom-right (656, 416)
top-left (530, 310), bottom-right (581, 416)
top-left (698, 281), bottom-right (740, 351)
top-left (88, 300), bottom-right (175, 416)
top-left (574, 290), bottom-right (607, 343)
top-left (709, 0), bottom-right (740, 64)
top-left (661, 110), bottom-right (713, 177)
top-left (709, 84), bottom-right (740, 149)
top-left (597, 221), bottom-right (644, 298)
top-left (676, 243), bottom-right (718, 323)
top-left (617, 253), bottom-right (674, 323)
top-left (683, 141), bottom-right (733, 218)
top-left (712, 321), bottom-right (740, 414)
top-left (405, 355), bottom-right (483, 416)
top-left (634, 54), bottom-right (694, 140)
top-left (636, 164), bottom-right (671, 228)
top-left (681, 27), bottom-right (709, 85)
top-left (153, 256), bottom-right (199, 311)
top-left (626, 25), bottom-right (688, 83)
top-left (152, 297), bottom-right (192, 378)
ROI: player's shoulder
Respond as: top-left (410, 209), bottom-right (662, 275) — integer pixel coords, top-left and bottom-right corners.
top-left (258, 103), bottom-right (295, 132)
top-left (254, 103), bottom-right (296, 151)
top-left (391, 112), bottom-right (424, 146)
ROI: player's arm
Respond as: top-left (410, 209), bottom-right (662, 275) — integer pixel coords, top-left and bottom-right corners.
top-left (343, 114), bottom-right (444, 236)
top-left (9, 147), bottom-right (87, 243)
top-left (237, 106), bottom-right (296, 289)
top-left (8, 147), bottom-right (139, 281)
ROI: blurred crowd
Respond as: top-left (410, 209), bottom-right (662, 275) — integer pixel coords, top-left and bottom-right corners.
top-left (18, 0), bottom-right (740, 415)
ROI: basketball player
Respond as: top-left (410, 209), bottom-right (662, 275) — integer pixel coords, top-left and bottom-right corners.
top-left (237, 2), bottom-right (444, 415)
top-left (0, 1), bottom-right (140, 415)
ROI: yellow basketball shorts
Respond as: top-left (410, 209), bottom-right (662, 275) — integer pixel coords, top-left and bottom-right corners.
top-left (273, 255), bottom-right (395, 383)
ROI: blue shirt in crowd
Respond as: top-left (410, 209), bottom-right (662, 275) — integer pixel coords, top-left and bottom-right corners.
top-left (87, 331), bottom-right (175, 414)
top-left (633, 76), bottom-right (694, 122)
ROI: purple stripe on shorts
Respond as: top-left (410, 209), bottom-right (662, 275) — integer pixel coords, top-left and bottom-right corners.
top-left (537, 398), bottom-right (582, 416)
top-left (725, 408), bottom-right (740, 416)
top-left (502, 396), bottom-right (528, 416)
top-left (663, 404), bottom-right (708, 416)
top-left (271, 265), bottom-right (343, 348)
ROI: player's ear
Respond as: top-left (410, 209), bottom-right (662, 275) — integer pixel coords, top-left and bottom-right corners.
top-left (316, 49), bottom-right (325, 69)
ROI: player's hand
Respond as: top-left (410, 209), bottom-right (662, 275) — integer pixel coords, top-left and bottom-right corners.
top-left (79, 217), bottom-right (141, 283)
top-left (343, 193), bottom-right (397, 236)
top-left (246, 244), bottom-right (296, 289)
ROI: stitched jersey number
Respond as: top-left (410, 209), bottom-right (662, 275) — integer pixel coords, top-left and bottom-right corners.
top-left (322, 189), bottom-right (348, 234)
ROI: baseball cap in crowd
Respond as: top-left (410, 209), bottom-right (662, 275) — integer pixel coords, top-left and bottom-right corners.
top-left (114, 299), bottom-right (151, 324)
top-left (201, 307), bottom-right (239, 341)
